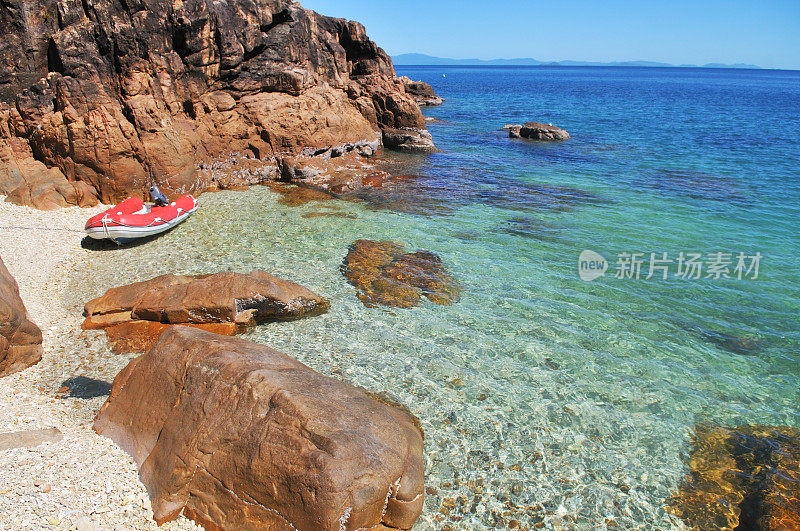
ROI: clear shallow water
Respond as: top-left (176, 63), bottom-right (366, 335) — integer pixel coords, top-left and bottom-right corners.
top-left (73, 66), bottom-right (800, 528)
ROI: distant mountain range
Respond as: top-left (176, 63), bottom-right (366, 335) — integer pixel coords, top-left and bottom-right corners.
top-left (391, 53), bottom-right (761, 69)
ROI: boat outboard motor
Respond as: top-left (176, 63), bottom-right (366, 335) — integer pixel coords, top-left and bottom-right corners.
top-left (149, 185), bottom-right (169, 206)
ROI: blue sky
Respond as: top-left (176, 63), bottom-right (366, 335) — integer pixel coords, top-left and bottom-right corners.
top-left (300, 0), bottom-right (800, 70)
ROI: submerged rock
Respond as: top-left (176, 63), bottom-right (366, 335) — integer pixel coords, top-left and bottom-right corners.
top-left (94, 326), bottom-right (425, 529)
top-left (639, 168), bottom-right (749, 205)
top-left (83, 271), bottom-right (328, 352)
top-left (399, 76), bottom-right (445, 106)
top-left (341, 240), bottom-right (461, 308)
top-left (0, 256), bottom-right (43, 376)
top-left (666, 425), bottom-right (800, 530)
top-left (701, 329), bottom-right (762, 356)
top-left (0, 0), bottom-right (433, 209)
top-left (504, 122), bottom-right (570, 141)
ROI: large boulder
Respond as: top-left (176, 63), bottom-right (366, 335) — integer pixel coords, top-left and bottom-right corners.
top-left (94, 326), bottom-right (425, 529)
top-left (0, 0), bottom-right (433, 209)
top-left (0, 256), bottom-right (43, 376)
top-left (83, 271), bottom-right (329, 352)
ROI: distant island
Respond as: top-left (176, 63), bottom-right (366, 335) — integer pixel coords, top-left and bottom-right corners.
top-left (392, 53), bottom-right (761, 69)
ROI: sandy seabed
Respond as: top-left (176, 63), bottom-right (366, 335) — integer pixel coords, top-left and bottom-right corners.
top-left (0, 198), bottom-right (200, 530)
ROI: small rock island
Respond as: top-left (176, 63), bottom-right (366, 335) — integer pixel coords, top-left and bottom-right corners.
top-left (504, 122), bottom-right (571, 141)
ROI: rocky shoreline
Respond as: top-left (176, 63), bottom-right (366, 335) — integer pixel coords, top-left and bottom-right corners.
top-left (0, 196), bottom-right (431, 529)
top-left (0, 0), bottom-right (441, 211)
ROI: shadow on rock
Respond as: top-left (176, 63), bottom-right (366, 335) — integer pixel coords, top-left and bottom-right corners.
top-left (58, 376), bottom-right (112, 399)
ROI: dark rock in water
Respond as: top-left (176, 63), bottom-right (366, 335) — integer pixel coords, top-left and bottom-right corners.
top-left (264, 181), bottom-right (337, 206)
top-left (94, 326), bottom-right (425, 529)
top-left (341, 240), bottom-right (461, 308)
top-left (301, 211), bottom-right (358, 219)
top-left (83, 271), bottom-right (329, 352)
top-left (504, 122), bottom-right (570, 141)
top-left (0, 256), bottom-right (43, 376)
top-left (701, 329), bottom-right (762, 356)
top-left (503, 124), bottom-right (523, 138)
top-left (399, 76), bottom-right (444, 106)
top-left (475, 181), bottom-right (605, 213)
top-left (498, 217), bottom-right (565, 243)
top-left (638, 169), bottom-right (749, 205)
top-left (666, 425), bottom-right (800, 530)
top-left (0, 0), bottom-right (433, 209)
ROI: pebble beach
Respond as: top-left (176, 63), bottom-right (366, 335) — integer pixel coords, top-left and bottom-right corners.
top-left (0, 199), bottom-right (199, 530)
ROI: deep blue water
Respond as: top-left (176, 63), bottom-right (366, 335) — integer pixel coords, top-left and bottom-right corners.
top-left (81, 66), bottom-right (800, 528)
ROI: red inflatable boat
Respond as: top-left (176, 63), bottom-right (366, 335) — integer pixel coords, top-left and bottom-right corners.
top-left (84, 194), bottom-right (198, 244)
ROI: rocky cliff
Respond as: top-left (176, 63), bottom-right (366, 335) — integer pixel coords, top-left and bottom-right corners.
top-left (0, 0), bottom-right (432, 208)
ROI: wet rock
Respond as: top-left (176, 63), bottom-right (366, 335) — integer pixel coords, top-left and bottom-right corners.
top-left (0, 256), bottom-right (43, 376)
top-left (399, 76), bottom-right (444, 106)
top-left (505, 122), bottom-right (570, 141)
top-left (666, 425), bottom-right (800, 530)
top-left (341, 240), bottom-right (461, 308)
top-left (264, 181), bottom-right (337, 206)
top-left (0, 0), bottom-right (432, 208)
top-left (83, 271), bottom-right (329, 352)
top-left (503, 124), bottom-right (523, 138)
top-left (94, 326), bottom-right (425, 530)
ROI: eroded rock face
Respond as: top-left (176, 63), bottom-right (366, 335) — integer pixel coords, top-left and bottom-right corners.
top-left (666, 425), bottom-right (800, 530)
top-left (399, 76), bottom-right (444, 106)
top-left (94, 326), bottom-right (425, 529)
top-left (0, 0), bottom-right (431, 208)
top-left (504, 122), bottom-right (570, 141)
top-left (83, 271), bottom-right (329, 352)
top-left (341, 240), bottom-right (461, 308)
top-left (0, 256), bottom-right (43, 376)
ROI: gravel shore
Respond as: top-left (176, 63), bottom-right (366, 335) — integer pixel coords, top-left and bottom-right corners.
top-left (0, 199), bottom-right (200, 530)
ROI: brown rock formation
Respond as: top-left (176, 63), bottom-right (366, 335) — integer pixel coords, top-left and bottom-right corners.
top-left (0, 0), bottom-right (433, 209)
top-left (94, 326), bottom-right (425, 529)
top-left (399, 76), bottom-right (444, 107)
top-left (0, 256), bottom-right (43, 376)
top-left (341, 239), bottom-right (461, 308)
top-left (83, 271), bottom-right (329, 352)
top-left (666, 425), bottom-right (800, 530)
top-left (504, 122), bottom-right (570, 141)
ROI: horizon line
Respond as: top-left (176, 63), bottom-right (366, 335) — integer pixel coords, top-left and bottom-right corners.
top-left (389, 53), bottom-right (800, 72)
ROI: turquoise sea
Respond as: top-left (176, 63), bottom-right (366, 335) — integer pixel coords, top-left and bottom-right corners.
top-left (75, 66), bottom-right (800, 528)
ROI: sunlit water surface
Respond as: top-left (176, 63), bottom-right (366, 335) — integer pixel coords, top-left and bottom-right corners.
top-left (71, 66), bottom-right (800, 529)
